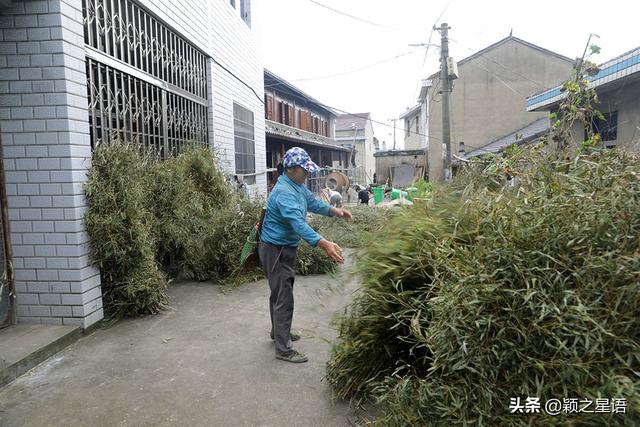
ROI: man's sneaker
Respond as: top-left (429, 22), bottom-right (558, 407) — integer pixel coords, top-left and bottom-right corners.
top-left (275, 349), bottom-right (308, 363)
top-left (270, 331), bottom-right (301, 341)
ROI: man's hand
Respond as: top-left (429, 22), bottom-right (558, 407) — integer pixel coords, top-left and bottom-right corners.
top-left (330, 207), bottom-right (353, 221)
top-left (317, 239), bottom-right (344, 263)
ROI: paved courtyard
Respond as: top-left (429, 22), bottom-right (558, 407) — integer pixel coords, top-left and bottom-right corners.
top-left (0, 261), bottom-right (359, 426)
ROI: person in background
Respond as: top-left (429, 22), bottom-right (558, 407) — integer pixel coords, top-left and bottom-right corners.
top-left (259, 147), bottom-right (352, 363)
top-left (328, 189), bottom-right (343, 208)
top-left (358, 186), bottom-right (370, 205)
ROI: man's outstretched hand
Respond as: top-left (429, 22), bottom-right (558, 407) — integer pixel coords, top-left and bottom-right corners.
top-left (330, 207), bottom-right (353, 221)
top-left (317, 239), bottom-right (344, 263)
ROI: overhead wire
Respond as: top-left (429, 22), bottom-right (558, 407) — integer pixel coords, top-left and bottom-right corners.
top-left (264, 48), bottom-right (423, 89)
top-left (271, 81), bottom-right (540, 158)
top-left (406, 0), bottom-right (452, 107)
top-left (306, 0), bottom-right (423, 32)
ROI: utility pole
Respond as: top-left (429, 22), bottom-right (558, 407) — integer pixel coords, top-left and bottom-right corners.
top-left (387, 118), bottom-right (397, 149)
top-left (436, 23), bottom-right (452, 182)
top-left (392, 119), bottom-right (397, 149)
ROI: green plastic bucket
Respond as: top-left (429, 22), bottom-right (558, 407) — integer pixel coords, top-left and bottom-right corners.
top-left (372, 187), bottom-right (384, 204)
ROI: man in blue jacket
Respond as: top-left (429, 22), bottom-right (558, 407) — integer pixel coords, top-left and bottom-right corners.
top-left (259, 147), bottom-right (352, 363)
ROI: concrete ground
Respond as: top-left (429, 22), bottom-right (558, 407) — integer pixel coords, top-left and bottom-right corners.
top-left (0, 324), bottom-right (81, 387)
top-left (0, 259), bottom-right (361, 426)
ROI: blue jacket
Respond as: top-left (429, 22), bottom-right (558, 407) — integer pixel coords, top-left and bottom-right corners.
top-left (261, 175), bottom-right (333, 247)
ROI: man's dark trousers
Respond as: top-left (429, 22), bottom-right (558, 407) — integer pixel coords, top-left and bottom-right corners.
top-left (259, 241), bottom-right (297, 355)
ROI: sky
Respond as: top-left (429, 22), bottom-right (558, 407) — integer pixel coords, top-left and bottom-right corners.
top-left (252, 0), bottom-right (640, 149)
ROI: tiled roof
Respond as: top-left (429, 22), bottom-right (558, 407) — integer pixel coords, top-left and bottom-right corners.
top-left (464, 118), bottom-right (549, 158)
top-left (527, 46), bottom-right (640, 111)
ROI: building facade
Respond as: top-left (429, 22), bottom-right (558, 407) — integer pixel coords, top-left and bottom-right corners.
top-left (335, 113), bottom-right (375, 185)
top-left (0, 0), bottom-right (264, 327)
top-left (527, 46), bottom-right (640, 150)
top-left (423, 36), bottom-right (573, 181)
top-left (263, 69), bottom-right (349, 192)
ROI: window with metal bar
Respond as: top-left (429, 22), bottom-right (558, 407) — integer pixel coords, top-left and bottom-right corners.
top-left (86, 58), bottom-right (207, 157)
top-left (82, 0), bottom-right (207, 99)
top-left (82, 0), bottom-right (209, 158)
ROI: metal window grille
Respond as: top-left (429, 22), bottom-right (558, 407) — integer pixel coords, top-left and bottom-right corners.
top-left (83, 0), bottom-right (209, 157)
top-left (233, 103), bottom-right (255, 184)
top-left (82, 0), bottom-right (207, 98)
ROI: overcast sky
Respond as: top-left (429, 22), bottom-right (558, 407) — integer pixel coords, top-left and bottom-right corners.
top-left (252, 0), bottom-right (639, 149)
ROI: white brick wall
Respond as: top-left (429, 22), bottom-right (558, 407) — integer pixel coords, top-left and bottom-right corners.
top-left (1, 0), bottom-right (101, 328)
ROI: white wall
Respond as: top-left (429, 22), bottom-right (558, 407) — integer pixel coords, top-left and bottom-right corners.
top-left (364, 119), bottom-right (375, 181)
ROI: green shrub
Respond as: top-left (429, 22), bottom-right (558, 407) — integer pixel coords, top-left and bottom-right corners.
top-left (327, 148), bottom-right (640, 425)
top-left (411, 179), bottom-right (433, 198)
top-left (148, 156), bottom-right (209, 276)
top-left (85, 143), bottom-right (388, 315)
top-left (308, 204), bottom-right (394, 249)
top-left (84, 141), bottom-right (168, 317)
top-left (296, 242), bottom-right (337, 276)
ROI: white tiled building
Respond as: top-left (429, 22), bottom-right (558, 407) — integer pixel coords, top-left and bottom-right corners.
top-left (0, 0), bottom-right (265, 328)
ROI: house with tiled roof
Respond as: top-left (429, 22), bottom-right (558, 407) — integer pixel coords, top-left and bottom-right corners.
top-left (335, 113), bottom-right (376, 185)
top-left (527, 46), bottom-right (640, 150)
top-left (403, 35), bottom-right (574, 181)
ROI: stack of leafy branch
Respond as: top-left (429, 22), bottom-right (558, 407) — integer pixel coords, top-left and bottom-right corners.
top-left (411, 179), bottom-right (433, 199)
top-left (84, 142), bottom-right (169, 317)
top-left (85, 142), bottom-right (346, 316)
top-left (327, 43), bottom-right (640, 425)
top-left (308, 204), bottom-right (395, 249)
top-left (233, 204), bottom-right (394, 280)
top-left (85, 142), bottom-right (263, 317)
top-left (327, 147), bottom-right (640, 425)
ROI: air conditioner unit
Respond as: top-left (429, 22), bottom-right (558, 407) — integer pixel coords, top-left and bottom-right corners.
top-left (447, 57), bottom-right (459, 80)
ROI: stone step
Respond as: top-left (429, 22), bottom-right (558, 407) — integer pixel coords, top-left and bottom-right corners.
top-left (0, 324), bottom-right (82, 387)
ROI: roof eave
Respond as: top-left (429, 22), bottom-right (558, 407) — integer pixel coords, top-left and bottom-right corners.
top-left (264, 69), bottom-right (337, 117)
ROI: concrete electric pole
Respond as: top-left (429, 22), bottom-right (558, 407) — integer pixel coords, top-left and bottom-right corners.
top-left (436, 23), bottom-right (452, 182)
top-left (387, 118), bottom-right (397, 150)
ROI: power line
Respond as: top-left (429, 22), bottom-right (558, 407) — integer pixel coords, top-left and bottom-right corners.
top-left (212, 57), bottom-right (264, 105)
top-left (264, 65), bottom-right (547, 158)
top-left (324, 93), bottom-right (548, 159)
top-left (426, 39), bottom-right (532, 100)
top-left (266, 78), bottom-right (435, 141)
top-left (264, 48), bottom-right (423, 88)
top-left (407, 0), bottom-right (452, 106)
top-left (424, 0), bottom-right (453, 65)
top-left (307, 0), bottom-right (422, 32)
top-left (465, 60), bottom-right (529, 98)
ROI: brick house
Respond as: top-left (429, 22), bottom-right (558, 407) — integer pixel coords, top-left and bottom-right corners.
top-left (0, 0), bottom-right (265, 328)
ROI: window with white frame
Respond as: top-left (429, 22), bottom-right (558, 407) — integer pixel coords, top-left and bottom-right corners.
top-left (234, 103), bottom-right (256, 184)
top-left (229, 0), bottom-right (251, 27)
